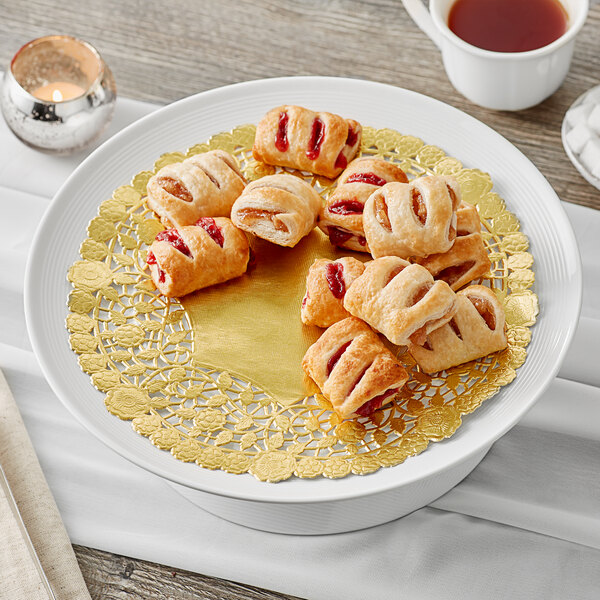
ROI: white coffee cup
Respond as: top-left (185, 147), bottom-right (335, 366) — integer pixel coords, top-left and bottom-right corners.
top-left (402, 0), bottom-right (589, 110)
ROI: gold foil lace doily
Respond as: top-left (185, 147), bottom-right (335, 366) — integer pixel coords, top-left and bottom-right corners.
top-left (66, 125), bottom-right (538, 483)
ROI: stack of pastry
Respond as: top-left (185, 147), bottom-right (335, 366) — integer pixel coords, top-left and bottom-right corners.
top-left (298, 126), bottom-right (506, 419)
top-left (143, 104), bottom-right (507, 421)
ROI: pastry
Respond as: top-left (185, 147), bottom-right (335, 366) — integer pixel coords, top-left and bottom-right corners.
top-left (302, 317), bottom-right (409, 419)
top-left (408, 285), bottom-right (507, 373)
top-left (301, 257), bottom-right (366, 327)
top-left (416, 201), bottom-right (491, 290)
top-left (252, 105), bottom-right (362, 179)
top-left (363, 175), bottom-right (461, 259)
top-left (318, 157), bottom-right (408, 253)
top-left (146, 217), bottom-right (249, 297)
top-left (343, 257), bottom-right (457, 346)
top-left (231, 174), bottom-right (321, 247)
top-left (146, 150), bottom-right (246, 227)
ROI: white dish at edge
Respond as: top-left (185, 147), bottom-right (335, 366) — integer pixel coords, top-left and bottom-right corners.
top-left (25, 77), bottom-right (581, 531)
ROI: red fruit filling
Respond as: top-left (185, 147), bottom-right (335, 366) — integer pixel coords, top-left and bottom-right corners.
top-left (275, 111), bottom-right (289, 152)
top-left (155, 229), bottom-right (192, 258)
top-left (327, 226), bottom-right (353, 246)
top-left (346, 126), bottom-right (358, 147)
top-left (157, 176), bottom-right (193, 203)
top-left (328, 199), bottom-right (364, 215)
top-left (327, 226), bottom-right (365, 247)
top-left (146, 252), bottom-right (166, 284)
top-left (356, 388), bottom-right (398, 418)
top-left (327, 341), bottom-right (351, 375)
top-left (346, 172), bottom-right (387, 187)
top-left (325, 262), bottom-right (346, 299)
top-left (196, 217), bottom-right (224, 247)
top-left (306, 118), bottom-right (325, 160)
top-left (334, 152), bottom-right (348, 171)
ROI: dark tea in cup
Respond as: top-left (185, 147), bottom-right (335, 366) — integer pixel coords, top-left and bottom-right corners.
top-left (448, 0), bottom-right (568, 53)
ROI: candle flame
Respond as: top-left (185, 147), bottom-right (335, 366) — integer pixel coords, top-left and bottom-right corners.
top-left (52, 89), bottom-right (63, 102)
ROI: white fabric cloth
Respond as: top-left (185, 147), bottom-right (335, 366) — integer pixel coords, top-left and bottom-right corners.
top-left (1, 95), bottom-right (599, 599)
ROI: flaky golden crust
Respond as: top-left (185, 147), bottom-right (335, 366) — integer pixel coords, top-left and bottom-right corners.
top-left (408, 285), bottom-right (508, 373)
top-left (252, 105), bottom-right (362, 179)
top-left (146, 150), bottom-right (246, 228)
top-left (455, 201), bottom-right (481, 236)
top-left (302, 317), bottom-right (409, 419)
top-left (417, 201), bottom-right (491, 290)
top-left (301, 257), bottom-right (366, 328)
top-left (363, 175), bottom-right (461, 259)
top-left (318, 157), bottom-right (408, 253)
top-left (147, 218), bottom-right (249, 297)
top-left (230, 174), bottom-right (321, 247)
top-left (343, 257), bottom-right (457, 346)
top-left (417, 233), bottom-right (491, 291)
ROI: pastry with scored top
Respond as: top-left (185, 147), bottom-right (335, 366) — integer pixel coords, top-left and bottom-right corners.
top-left (231, 174), bottom-right (321, 247)
top-left (408, 285), bottom-right (507, 373)
top-left (302, 317), bottom-right (409, 420)
top-left (146, 150), bottom-right (246, 228)
top-left (318, 157), bottom-right (408, 253)
top-left (416, 201), bottom-right (491, 290)
top-left (343, 256), bottom-right (457, 346)
top-left (146, 217), bottom-right (249, 297)
top-left (363, 175), bottom-right (461, 259)
top-left (301, 257), bottom-right (366, 328)
top-left (252, 105), bottom-right (362, 179)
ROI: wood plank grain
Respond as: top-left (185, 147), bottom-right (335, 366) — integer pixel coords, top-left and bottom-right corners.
top-left (0, 0), bottom-right (598, 210)
top-left (73, 545), bottom-right (302, 600)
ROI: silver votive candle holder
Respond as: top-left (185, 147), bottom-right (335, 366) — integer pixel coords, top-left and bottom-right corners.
top-left (0, 35), bottom-right (117, 154)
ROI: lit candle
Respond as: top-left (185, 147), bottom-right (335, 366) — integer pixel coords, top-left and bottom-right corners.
top-left (0, 35), bottom-right (116, 153)
top-left (32, 81), bottom-right (86, 102)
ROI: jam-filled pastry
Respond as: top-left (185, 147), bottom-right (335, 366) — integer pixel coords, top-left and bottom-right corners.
top-left (408, 285), bottom-right (507, 373)
top-left (146, 217), bottom-right (249, 297)
top-left (252, 105), bottom-right (362, 179)
top-left (231, 174), bottom-right (321, 247)
top-left (302, 317), bottom-right (409, 420)
top-left (343, 257), bottom-right (457, 346)
top-left (146, 150), bottom-right (246, 228)
top-left (416, 201), bottom-right (491, 290)
top-left (363, 175), bottom-right (461, 259)
top-left (301, 257), bottom-right (366, 328)
top-left (318, 158), bottom-right (409, 253)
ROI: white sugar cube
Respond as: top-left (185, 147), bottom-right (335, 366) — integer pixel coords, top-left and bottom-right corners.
top-left (566, 122), bottom-right (594, 154)
top-left (579, 138), bottom-right (600, 174)
top-left (587, 104), bottom-right (600, 135)
top-left (592, 162), bottom-right (600, 181)
top-left (584, 87), bottom-right (600, 106)
top-left (566, 103), bottom-right (592, 128)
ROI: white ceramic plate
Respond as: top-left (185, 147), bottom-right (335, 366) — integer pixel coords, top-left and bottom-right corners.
top-left (25, 77), bottom-right (581, 512)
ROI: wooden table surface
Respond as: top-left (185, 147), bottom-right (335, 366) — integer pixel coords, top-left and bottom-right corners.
top-left (1, 0), bottom-right (599, 598)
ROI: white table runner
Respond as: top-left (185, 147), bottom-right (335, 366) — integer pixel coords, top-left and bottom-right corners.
top-left (1, 94), bottom-right (599, 599)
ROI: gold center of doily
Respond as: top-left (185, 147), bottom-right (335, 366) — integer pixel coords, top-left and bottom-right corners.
top-left (188, 231), bottom-right (369, 405)
top-left (66, 124), bottom-right (538, 483)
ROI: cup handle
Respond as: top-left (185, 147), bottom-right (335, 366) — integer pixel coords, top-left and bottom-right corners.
top-left (401, 0), bottom-right (443, 50)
